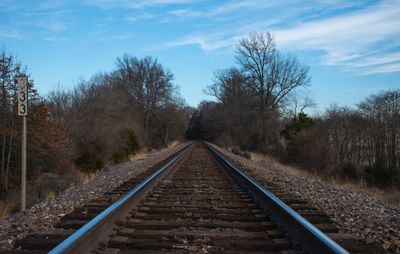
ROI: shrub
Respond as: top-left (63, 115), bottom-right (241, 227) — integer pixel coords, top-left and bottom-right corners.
top-left (365, 163), bottom-right (398, 187)
top-left (112, 129), bottom-right (140, 163)
top-left (336, 163), bottom-right (359, 181)
top-left (112, 149), bottom-right (128, 164)
top-left (75, 146), bottom-right (105, 172)
top-left (121, 129), bottom-right (140, 153)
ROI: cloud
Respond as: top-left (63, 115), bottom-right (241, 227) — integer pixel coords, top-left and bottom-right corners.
top-left (167, 1), bottom-right (278, 20)
top-left (101, 34), bottom-right (131, 41)
top-left (165, 0), bottom-right (400, 74)
top-left (34, 0), bottom-right (68, 11)
top-left (126, 12), bottom-right (155, 22)
top-left (163, 11), bottom-right (297, 51)
top-left (273, 0), bottom-right (400, 74)
top-left (86, 31), bottom-right (132, 42)
top-left (14, 19), bottom-right (69, 32)
top-left (166, 34), bottom-right (239, 51)
top-left (0, 29), bottom-right (23, 40)
top-left (40, 21), bottom-right (68, 31)
top-left (360, 62), bottom-right (400, 75)
top-left (84, 0), bottom-right (199, 9)
top-left (43, 37), bottom-right (69, 42)
top-left (274, 2), bottom-right (399, 49)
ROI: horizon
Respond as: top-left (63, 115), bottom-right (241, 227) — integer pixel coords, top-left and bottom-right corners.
top-left (1, 0), bottom-right (399, 109)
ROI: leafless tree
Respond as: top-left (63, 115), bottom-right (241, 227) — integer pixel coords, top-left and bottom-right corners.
top-left (359, 90), bottom-right (400, 179)
top-left (281, 89), bottom-right (316, 120)
top-left (206, 68), bottom-right (263, 149)
top-left (206, 68), bottom-right (249, 105)
top-left (0, 50), bottom-right (22, 192)
top-left (236, 32), bottom-right (310, 142)
top-left (113, 55), bottom-right (175, 145)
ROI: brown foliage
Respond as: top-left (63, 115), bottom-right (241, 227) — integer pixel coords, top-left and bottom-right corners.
top-left (0, 49), bottom-right (74, 212)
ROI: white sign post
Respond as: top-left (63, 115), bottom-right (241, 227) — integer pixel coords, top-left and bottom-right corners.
top-left (17, 76), bottom-right (27, 211)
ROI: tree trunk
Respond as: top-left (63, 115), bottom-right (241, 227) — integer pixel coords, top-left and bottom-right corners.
top-left (143, 112), bottom-right (152, 147)
top-left (261, 102), bottom-right (266, 146)
top-left (1, 134), bottom-right (6, 190)
top-left (165, 127), bottom-right (168, 145)
top-left (5, 136), bottom-right (12, 191)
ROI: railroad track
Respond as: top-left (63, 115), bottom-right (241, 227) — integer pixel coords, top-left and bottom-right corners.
top-left (14, 142), bottom-right (381, 253)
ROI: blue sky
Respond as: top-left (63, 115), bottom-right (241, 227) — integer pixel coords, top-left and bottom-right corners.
top-left (1, 0), bottom-right (399, 110)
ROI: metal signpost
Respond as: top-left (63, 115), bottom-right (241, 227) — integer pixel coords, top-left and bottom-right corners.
top-left (17, 76), bottom-right (27, 211)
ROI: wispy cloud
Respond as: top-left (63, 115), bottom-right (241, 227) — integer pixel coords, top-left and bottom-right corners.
top-left (86, 31), bottom-right (132, 42)
top-left (101, 34), bottom-right (131, 41)
top-left (43, 37), bottom-right (69, 42)
top-left (346, 52), bottom-right (400, 69)
top-left (0, 29), bottom-right (23, 40)
top-left (274, 0), bottom-right (400, 74)
top-left (84, 0), bottom-right (199, 9)
top-left (166, 34), bottom-right (239, 51)
top-left (38, 21), bottom-right (68, 31)
top-left (164, 0), bottom-right (400, 75)
top-left (126, 12), bottom-right (155, 22)
top-left (162, 0), bottom-right (354, 49)
top-left (0, 0), bottom-right (25, 13)
top-left (34, 0), bottom-right (68, 12)
top-left (360, 62), bottom-right (400, 75)
top-left (163, 8), bottom-right (299, 51)
top-left (0, 1), bottom-right (72, 39)
top-left (166, 1), bottom-right (278, 21)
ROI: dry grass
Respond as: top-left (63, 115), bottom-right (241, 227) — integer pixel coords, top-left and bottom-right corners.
top-left (129, 150), bottom-right (148, 161)
top-left (166, 140), bottom-right (180, 148)
top-left (250, 152), bottom-right (316, 179)
top-left (75, 170), bottom-right (100, 185)
top-left (129, 141), bottom-right (181, 161)
top-left (0, 200), bottom-right (12, 218)
top-left (249, 152), bottom-right (400, 207)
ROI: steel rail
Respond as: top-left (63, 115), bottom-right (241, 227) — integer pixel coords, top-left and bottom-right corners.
top-left (49, 143), bottom-right (193, 254)
top-left (207, 144), bottom-right (349, 254)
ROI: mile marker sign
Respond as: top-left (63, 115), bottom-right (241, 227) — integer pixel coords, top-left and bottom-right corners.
top-left (17, 76), bottom-right (28, 210)
top-left (17, 77), bottom-right (28, 116)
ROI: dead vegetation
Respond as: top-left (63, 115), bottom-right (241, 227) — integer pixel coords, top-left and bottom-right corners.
top-left (0, 48), bottom-right (189, 217)
top-left (249, 151), bottom-right (400, 208)
top-left (187, 31), bottom-right (400, 195)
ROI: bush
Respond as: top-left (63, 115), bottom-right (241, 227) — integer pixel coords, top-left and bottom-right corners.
top-left (112, 149), bottom-right (127, 164)
top-left (336, 163), bottom-right (359, 181)
top-left (75, 146), bottom-right (105, 172)
top-left (365, 163), bottom-right (398, 187)
top-left (122, 129), bottom-right (140, 153)
top-left (112, 129), bottom-right (140, 163)
top-left (231, 148), bottom-right (251, 159)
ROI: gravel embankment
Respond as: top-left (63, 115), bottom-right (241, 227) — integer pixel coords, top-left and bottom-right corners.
top-left (0, 142), bottom-right (188, 250)
top-left (210, 143), bottom-right (400, 253)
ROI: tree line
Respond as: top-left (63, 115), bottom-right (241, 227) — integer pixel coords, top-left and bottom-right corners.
top-left (288, 93), bottom-right (400, 187)
top-left (1, 31), bottom-right (398, 214)
top-left (0, 51), bottom-right (188, 213)
top-left (187, 32), bottom-right (400, 188)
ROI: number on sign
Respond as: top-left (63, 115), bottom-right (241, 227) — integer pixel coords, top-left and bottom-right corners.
top-left (19, 91), bottom-right (26, 102)
top-left (17, 77), bottom-right (28, 116)
top-left (19, 103), bottom-right (26, 115)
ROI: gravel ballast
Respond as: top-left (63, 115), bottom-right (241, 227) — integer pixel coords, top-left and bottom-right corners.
top-left (0, 142), bottom-right (188, 250)
top-left (210, 143), bottom-right (400, 253)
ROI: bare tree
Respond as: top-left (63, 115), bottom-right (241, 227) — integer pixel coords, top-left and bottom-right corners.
top-left (113, 55), bottom-right (175, 145)
top-left (206, 68), bottom-right (249, 105)
top-left (359, 89), bottom-right (400, 181)
top-left (236, 32), bottom-right (310, 142)
top-left (0, 50), bottom-right (22, 192)
top-left (281, 89), bottom-right (316, 120)
top-left (205, 68), bottom-right (261, 149)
